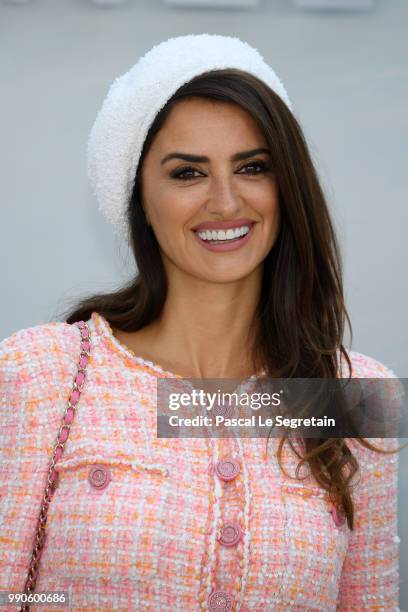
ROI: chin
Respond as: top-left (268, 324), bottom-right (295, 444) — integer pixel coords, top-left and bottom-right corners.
top-left (193, 266), bottom-right (260, 284)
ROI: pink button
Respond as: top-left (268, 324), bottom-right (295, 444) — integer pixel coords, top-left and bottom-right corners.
top-left (331, 504), bottom-right (346, 527)
top-left (207, 590), bottom-right (233, 611)
top-left (217, 523), bottom-right (242, 547)
top-left (88, 464), bottom-right (111, 490)
top-left (215, 457), bottom-right (241, 481)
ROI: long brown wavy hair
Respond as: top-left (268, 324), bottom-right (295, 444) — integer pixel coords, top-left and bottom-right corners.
top-left (61, 69), bottom-right (403, 530)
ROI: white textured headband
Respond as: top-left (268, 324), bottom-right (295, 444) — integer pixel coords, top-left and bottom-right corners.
top-left (87, 33), bottom-right (293, 239)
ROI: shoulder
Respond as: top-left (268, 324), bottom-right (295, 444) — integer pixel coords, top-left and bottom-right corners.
top-left (0, 319), bottom-right (82, 363)
top-left (0, 319), bottom-right (90, 453)
top-left (340, 350), bottom-right (402, 456)
top-left (339, 348), bottom-right (399, 379)
top-left (0, 320), bottom-right (83, 394)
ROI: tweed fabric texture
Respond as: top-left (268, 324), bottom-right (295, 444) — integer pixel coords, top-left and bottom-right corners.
top-left (0, 311), bottom-right (400, 611)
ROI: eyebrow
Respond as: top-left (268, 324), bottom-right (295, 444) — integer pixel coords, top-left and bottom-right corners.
top-left (160, 147), bottom-right (270, 166)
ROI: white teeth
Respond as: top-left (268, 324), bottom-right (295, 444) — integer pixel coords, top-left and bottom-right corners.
top-left (196, 225), bottom-right (251, 241)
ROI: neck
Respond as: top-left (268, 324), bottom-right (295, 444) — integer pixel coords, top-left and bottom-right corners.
top-left (148, 265), bottom-right (262, 379)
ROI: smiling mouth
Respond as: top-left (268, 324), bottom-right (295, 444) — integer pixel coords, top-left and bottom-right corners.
top-left (193, 223), bottom-right (254, 244)
top-left (191, 222), bottom-right (257, 253)
top-left (197, 234), bottom-right (246, 245)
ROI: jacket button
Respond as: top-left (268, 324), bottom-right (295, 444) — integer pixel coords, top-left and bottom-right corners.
top-left (331, 503), bottom-right (346, 526)
top-left (88, 464), bottom-right (111, 490)
top-left (207, 590), bottom-right (233, 611)
top-left (217, 523), bottom-right (242, 547)
top-left (215, 457), bottom-right (241, 481)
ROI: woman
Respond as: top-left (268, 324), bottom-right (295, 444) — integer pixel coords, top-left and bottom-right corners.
top-left (0, 34), bottom-right (403, 612)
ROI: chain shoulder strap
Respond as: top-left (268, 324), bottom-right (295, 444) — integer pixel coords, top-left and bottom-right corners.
top-left (18, 320), bottom-right (91, 612)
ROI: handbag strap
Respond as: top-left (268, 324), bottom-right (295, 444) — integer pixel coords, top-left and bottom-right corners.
top-left (18, 320), bottom-right (92, 612)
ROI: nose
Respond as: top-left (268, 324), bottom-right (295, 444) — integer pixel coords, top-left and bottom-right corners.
top-left (204, 174), bottom-right (243, 218)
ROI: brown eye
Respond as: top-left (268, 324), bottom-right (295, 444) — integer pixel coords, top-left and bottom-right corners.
top-left (171, 166), bottom-right (202, 181)
top-left (238, 161), bottom-right (269, 175)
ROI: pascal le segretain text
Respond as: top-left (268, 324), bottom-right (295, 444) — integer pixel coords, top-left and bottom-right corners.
top-left (166, 414), bottom-right (335, 429)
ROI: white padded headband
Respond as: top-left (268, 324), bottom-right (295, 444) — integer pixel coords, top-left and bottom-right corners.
top-left (87, 33), bottom-right (293, 239)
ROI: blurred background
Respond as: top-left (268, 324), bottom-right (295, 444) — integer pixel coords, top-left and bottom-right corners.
top-left (1, 0), bottom-right (407, 605)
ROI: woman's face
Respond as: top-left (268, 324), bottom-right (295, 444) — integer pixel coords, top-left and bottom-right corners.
top-left (140, 97), bottom-right (280, 283)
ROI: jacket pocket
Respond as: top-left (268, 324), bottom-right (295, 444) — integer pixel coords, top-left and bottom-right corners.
top-left (281, 481), bottom-right (350, 533)
top-left (36, 447), bottom-right (206, 609)
top-left (41, 451), bottom-right (173, 580)
top-left (54, 453), bottom-right (170, 481)
top-left (279, 481), bottom-right (350, 606)
top-left (51, 452), bottom-right (170, 502)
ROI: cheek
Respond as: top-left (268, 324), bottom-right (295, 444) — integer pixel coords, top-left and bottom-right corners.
top-left (145, 185), bottom-right (176, 226)
top-left (248, 179), bottom-right (279, 213)
top-left (149, 195), bottom-right (192, 248)
top-left (257, 191), bottom-right (280, 230)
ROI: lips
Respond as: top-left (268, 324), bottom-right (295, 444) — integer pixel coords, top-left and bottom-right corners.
top-left (192, 220), bottom-right (256, 252)
top-left (191, 218), bottom-right (256, 232)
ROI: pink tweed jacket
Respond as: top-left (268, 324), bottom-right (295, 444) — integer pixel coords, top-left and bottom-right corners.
top-left (0, 311), bottom-right (401, 611)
